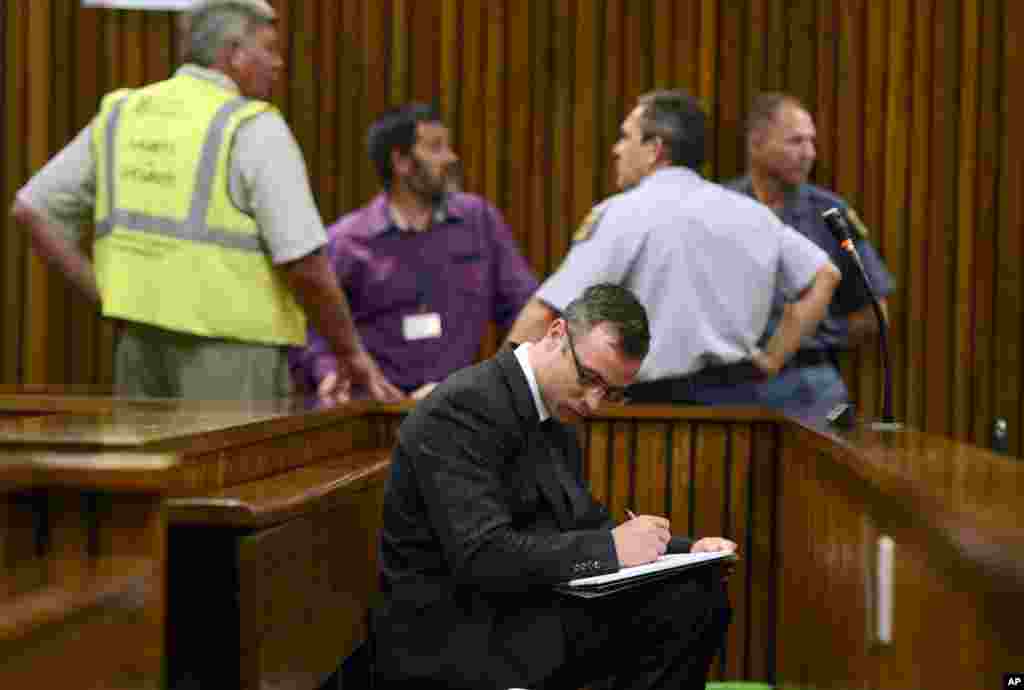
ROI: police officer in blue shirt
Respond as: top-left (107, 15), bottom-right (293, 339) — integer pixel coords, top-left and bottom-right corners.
top-left (508, 90), bottom-right (841, 405)
top-left (727, 93), bottom-right (895, 419)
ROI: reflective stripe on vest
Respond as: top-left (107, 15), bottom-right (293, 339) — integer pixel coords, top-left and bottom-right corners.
top-left (97, 96), bottom-right (263, 253)
top-left (92, 78), bottom-right (307, 347)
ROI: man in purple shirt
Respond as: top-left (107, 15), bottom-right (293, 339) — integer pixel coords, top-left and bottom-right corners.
top-left (291, 103), bottom-right (539, 399)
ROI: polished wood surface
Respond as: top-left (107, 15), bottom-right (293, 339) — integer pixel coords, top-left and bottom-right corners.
top-left (0, 391), bottom-right (392, 690)
top-left (1, 559), bottom-right (160, 690)
top-left (3, 1), bottom-right (1024, 455)
top-left (570, 406), bottom-right (1024, 688)
top-left (0, 390), bottom-right (388, 494)
top-left (3, 392), bottom-right (1021, 689)
top-left (1, 437), bottom-right (173, 690)
top-left (776, 421), bottom-right (1024, 690)
top-left (167, 448), bottom-right (391, 528)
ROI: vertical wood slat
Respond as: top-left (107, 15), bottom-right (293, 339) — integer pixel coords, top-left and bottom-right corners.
top-left (317, 0), bottom-right (339, 225)
top-left (970, 0), bottom-right (1002, 449)
top-left (723, 424), bottom-right (751, 679)
top-left (953, 1), bottom-right (979, 441)
top-left (882, 0), bottom-right (912, 426)
top-left (571, 0), bottom-right (599, 233)
top-left (527, 0), bottom-right (552, 275)
top-left (548, 0), bottom-right (574, 268)
top-left (505, 0), bottom-right (531, 264)
top-left (1006, 0), bottom-right (1024, 457)
top-left (715, 1), bottom-right (744, 180)
top-left (857, 0), bottom-right (888, 419)
top-left (905, 0), bottom-right (935, 428)
top-left (1, 0), bottom-right (1022, 458)
top-left (389, 0), bottom-right (409, 106)
top-left (600, 0), bottom-right (623, 208)
top-left (0, 2), bottom-right (22, 384)
top-left (925, 0), bottom-right (960, 436)
top-left (22, 0), bottom-right (52, 386)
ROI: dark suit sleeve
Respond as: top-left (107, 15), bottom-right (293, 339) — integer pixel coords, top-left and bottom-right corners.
top-left (562, 425), bottom-right (694, 554)
top-left (406, 399), bottom-right (619, 593)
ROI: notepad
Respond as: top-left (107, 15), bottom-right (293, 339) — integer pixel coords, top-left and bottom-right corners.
top-left (554, 550), bottom-right (735, 599)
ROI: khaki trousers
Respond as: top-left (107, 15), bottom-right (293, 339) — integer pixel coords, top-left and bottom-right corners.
top-left (114, 321), bottom-right (292, 400)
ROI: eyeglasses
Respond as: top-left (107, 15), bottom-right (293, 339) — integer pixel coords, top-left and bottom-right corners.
top-left (565, 327), bottom-right (629, 403)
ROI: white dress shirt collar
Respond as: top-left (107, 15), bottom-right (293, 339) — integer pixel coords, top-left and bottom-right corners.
top-left (513, 342), bottom-right (550, 423)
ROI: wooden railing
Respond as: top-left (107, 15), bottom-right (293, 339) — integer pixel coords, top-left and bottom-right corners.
top-left (2, 392), bottom-right (1020, 689)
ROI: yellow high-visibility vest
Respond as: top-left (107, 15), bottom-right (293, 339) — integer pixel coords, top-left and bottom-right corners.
top-left (92, 73), bottom-right (306, 346)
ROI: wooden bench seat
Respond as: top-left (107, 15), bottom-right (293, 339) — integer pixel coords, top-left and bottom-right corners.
top-left (167, 449), bottom-right (391, 528)
top-left (165, 447), bottom-right (392, 690)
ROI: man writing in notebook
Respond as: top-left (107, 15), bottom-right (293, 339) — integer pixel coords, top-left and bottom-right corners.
top-left (373, 284), bottom-right (736, 690)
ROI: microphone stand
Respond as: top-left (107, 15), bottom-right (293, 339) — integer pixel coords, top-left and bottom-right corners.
top-left (822, 208), bottom-right (902, 431)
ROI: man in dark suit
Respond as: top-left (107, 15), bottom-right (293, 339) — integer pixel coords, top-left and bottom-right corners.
top-left (373, 283), bottom-right (737, 689)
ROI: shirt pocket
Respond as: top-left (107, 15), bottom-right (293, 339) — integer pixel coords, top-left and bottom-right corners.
top-left (447, 250), bottom-right (489, 300)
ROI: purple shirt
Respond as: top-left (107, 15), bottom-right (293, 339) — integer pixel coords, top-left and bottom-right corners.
top-left (290, 192), bottom-right (538, 393)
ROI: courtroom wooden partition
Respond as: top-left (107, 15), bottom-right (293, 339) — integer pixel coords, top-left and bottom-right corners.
top-left (3, 1), bottom-right (1024, 456)
top-left (373, 402), bottom-right (1024, 689)
top-left (579, 406), bottom-right (781, 682)
top-left (0, 437), bottom-right (172, 689)
top-left (2, 393), bottom-right (1021, 688)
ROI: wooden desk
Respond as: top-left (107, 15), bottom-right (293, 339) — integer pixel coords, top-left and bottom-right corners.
top-left (0, 391), bottom-right (402, 690)
top-left (1, 415), bottom-right (175, 689)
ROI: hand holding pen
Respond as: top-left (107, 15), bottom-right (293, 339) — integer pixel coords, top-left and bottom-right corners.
top-left (611, 508), bottom-right (671, 567)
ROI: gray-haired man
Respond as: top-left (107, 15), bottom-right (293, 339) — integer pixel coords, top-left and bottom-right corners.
top-left (11, 0), bottom-right (401, 401)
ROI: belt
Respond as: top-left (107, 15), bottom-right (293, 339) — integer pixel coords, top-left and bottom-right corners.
top-left (787, 349), bottom-right (835, 369)
top-left (627, 361), bottom-right (764, 404)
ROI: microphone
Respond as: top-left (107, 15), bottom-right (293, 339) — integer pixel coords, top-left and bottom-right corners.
top-left (821, 207), bottom-right (899, 429)
top-left (822, 207), bottom-right (871, 289)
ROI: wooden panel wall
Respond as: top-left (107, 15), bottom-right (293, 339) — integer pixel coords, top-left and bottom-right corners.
top-left (2, 1), bottom-right (1022, 453)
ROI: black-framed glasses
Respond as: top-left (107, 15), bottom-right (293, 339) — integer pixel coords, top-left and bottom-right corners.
top-left (565, 327), bottom-right (629, 403)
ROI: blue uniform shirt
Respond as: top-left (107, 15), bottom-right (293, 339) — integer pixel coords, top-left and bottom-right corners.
top-left (727, 177), bottom-right (895, 352)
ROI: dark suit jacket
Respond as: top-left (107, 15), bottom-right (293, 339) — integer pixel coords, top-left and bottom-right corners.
top-left (373, 346), bottom-right (691, 688)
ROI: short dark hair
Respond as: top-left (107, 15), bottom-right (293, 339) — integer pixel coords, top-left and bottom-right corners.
top-left (563, 284), bottom-right (650, 360)
top-left (367, 103), bottom-right (443, 190)
top-left (636, 89), bottom-right (707, 170)
top-left (745, 92), bottom-right (807, 140)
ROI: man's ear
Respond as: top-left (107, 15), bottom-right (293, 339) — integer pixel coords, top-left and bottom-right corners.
top-left (391, 148), bottom-right (411, 178)
top-left (547, 317), bottom-right (567, 342)
top-left (747, 128), bottom-right (765, 155)
top-left (651, 136), bottom-right (667, 166)
top-left (227, 39), bottom-right (246, 71)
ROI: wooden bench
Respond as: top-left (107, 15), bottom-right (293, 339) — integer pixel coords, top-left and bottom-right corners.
top-left (166, 448), bottom-right (392, 690)
top-left (0, 444), bottom-right (173, 690)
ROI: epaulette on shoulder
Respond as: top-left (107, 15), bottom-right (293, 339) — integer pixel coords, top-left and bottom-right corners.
top-left (571, 200), bottom-right (610, 243)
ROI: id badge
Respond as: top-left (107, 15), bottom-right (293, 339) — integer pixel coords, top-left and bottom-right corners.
top-left (402, 312), bottom-right (442, 341)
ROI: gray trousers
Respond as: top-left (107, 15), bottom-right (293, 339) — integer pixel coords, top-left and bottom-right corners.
top-left (114, 321), bottom-right (292, 400)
